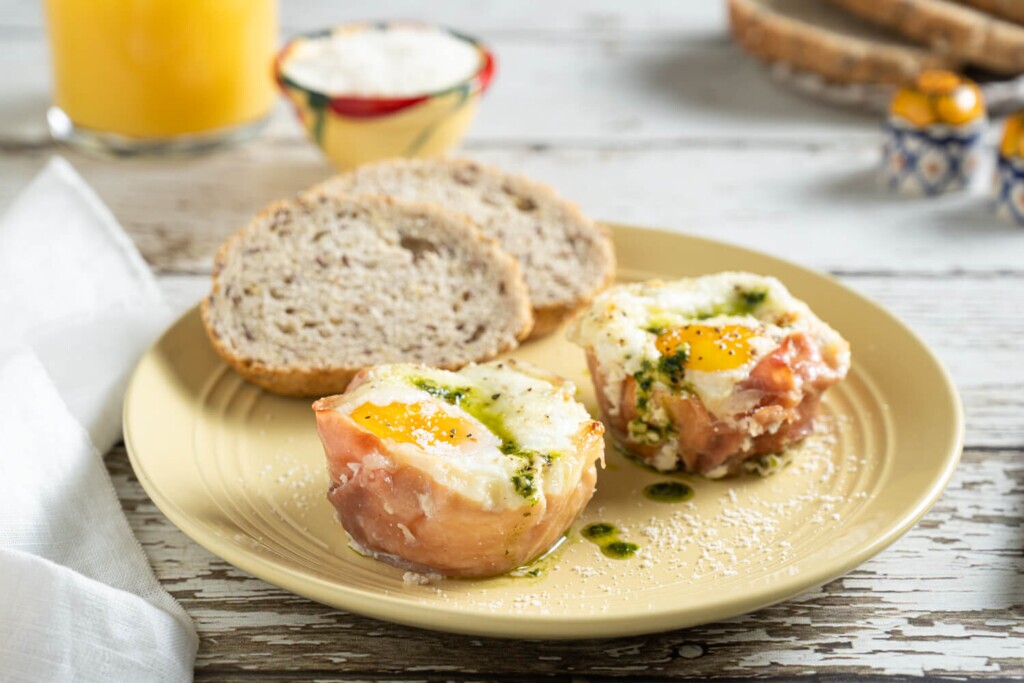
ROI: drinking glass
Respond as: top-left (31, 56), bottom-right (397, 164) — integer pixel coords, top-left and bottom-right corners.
top-left (44, 0), bottom-right (278, 155)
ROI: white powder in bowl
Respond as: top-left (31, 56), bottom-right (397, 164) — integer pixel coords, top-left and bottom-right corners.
top-left (284, 27), bottom-right (483, 97)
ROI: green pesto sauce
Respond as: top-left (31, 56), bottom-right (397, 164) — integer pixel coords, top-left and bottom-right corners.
top-left (581, 522), bottom-right (616, 541)
top-left (695, 286), bottom-right (769, 320)
top-left (643, 481), bottom-right (694, 503)
top-left (511, 470), bottom-right (536, 498)
top-left (656, 347), bottom-right (689, 386)
top-left (411, 378), bottom-right (469, 405)
top-left (507, 532), bottom-right (570, 578)
top-left (632, 359), bottom-right (655, 392)
top-left (581, 523), bottom-right (640, 560)
top-left (627, 417), bottom-right (674, 445)
top-left (743, 451), bottom-right (792, 477)
top-left (409, 374), bottom-right (554, 502)
top-left (629, 285), bottom-right (770, 446)
top-left (646, 286), bottom-right (769, 329)
top-left (602, 541), bottom-right (639, 559)
top-left (739, 287), bottom-right (768, 311)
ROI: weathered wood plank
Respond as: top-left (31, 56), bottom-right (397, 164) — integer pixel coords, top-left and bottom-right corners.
top-left (3, 145), bottom-right (1022, 276)
top-left (833, 275), bottom-right (1024, 449)
top-left (105, 446), bottom-right (1023, 679)
top-left (6, 0), bottom-right (732, 34)
top-left (193, 676), bottom-right (566, 683)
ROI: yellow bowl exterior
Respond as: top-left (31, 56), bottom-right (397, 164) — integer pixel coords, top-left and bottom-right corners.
top-left (283, 85), bottom-right (481, 169)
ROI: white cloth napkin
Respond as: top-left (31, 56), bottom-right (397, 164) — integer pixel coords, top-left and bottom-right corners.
top-left (0, 158), bottom-right (199, 682)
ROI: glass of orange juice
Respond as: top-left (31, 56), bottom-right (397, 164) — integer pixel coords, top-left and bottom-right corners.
top-left (43, 0), bottom-right (278, 155)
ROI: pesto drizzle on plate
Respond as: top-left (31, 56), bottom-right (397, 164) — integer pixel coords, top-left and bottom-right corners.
top-left (643, 481), bottom-right (694, 503)
top-left (581, 523), bottom-right (639, 560)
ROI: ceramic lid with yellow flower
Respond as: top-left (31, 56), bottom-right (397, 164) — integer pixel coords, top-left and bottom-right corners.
top-left (883, 70), bottom-right (987, 196)
top-left (999, 112), bottom-right (1024, 162)
top-left (995, 111), bottom-right (1024, 225)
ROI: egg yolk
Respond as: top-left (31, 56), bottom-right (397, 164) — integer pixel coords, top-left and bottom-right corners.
top-left (351, 401), bottom-right (479, 448)
top-left (655, 324), bottom-right (757, 372)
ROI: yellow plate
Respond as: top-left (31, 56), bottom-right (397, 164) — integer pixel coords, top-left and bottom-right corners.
top-left (123, 224), bottom-right (963, 639)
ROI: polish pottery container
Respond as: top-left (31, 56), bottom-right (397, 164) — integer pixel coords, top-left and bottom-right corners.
top-left (275, 22), bottom-right (494, 170)
top-left (994, 112), bottom-right (1024, 225)
top-left (882, 71), bottom-right (986, 196)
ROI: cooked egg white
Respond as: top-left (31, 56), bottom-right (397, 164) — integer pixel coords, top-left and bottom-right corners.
top-left (326, 360), bottom-right (594, 510)
top-left (568, 272), bottom-right (848, 426)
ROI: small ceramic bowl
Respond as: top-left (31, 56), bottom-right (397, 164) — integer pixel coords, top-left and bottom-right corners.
top-left (275, 22), bottom-right (495, 170)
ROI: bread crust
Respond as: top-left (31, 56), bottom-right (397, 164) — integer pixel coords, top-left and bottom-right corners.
top-left (500, 167), bottom-right (616, 339)
top-left (829, 0), bottom-right (1024, 74)
top-left (960, 0), bottom-right (1024, 26)
top-left (528, 260), bottom-right (616, 338)
top-left (201, 194), bottom-right (533, 397)
top-left (308, 157), bottom-right (616, 339)
top-left (728, 0), bottom-right (959, 85)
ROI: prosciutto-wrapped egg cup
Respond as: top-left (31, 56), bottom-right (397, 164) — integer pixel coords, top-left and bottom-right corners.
top-left (568, 272), bottom-right (850, 478)
top-left (313, 360), bottom-right (604, 577)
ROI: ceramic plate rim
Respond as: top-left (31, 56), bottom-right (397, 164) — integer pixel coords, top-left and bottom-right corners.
top-left (123, 222), bottom-right (965, 639)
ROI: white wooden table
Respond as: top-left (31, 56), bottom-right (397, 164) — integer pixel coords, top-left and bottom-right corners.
top-left (2, 2), bottom-right (1022, 679)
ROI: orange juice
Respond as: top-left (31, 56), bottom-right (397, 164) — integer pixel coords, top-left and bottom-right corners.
top-left (44, 0), bottom-right (277, 139)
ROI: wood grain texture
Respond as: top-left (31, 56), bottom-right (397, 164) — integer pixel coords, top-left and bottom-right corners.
top-left (104, 445), bottom-right (1023, 679)
top-left (2, 142), bottom-right (1023, 275)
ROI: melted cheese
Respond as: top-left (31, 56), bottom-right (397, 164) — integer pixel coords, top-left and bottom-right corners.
top-left (329, 361), bottom-right (594, 510)
top-left (568, 272), bottom-right (845, 425)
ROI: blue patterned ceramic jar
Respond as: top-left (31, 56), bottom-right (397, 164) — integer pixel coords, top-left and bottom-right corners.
top-left (995, 112), bottom-right (1024, 224)
top-left (882, 71), bottom-right (986, 196)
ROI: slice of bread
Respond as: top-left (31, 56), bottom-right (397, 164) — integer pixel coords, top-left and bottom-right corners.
top-left (201, 193), bottom-right (533, 397)
top-left (308, 158), bottom-right (616, 338)
top-left (728, 0), bottom-right (959, 85)
top-left (957, 0), bottom-right (1024, 25)
top-left (829, 0), bottom-right (1024, 74)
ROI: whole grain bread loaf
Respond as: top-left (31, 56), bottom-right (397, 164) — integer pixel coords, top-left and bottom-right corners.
top-left (957, 0), bottom-right (1024, 25)
top-left (829, 0), bottom-right (1024, 74)
top-left (201, 193), bottom-right (533, 397)
top-left (308, 158), bottom-right (616, 337)
top-left (728, 0), bottom-right (959, 85)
